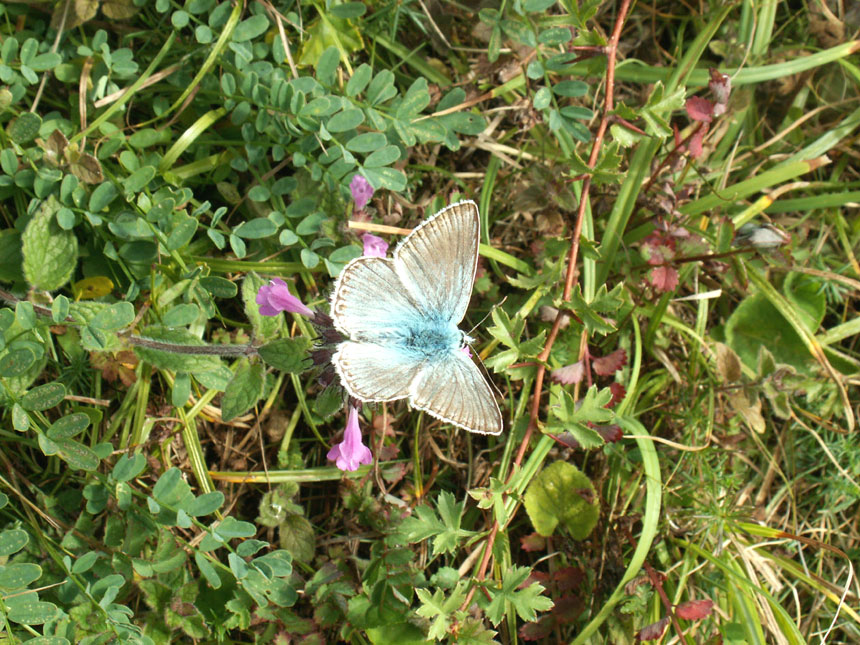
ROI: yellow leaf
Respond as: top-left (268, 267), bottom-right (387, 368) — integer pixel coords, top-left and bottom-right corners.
top-left (73, 276), bottom-right (114, 300)
top-left (101, 0), bottom-right (140, 20)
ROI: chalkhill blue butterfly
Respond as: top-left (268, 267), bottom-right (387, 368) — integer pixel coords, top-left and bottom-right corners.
top-left (330, 200), bottom-right (503, 435)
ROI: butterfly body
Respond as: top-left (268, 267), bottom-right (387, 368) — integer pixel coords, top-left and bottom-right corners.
top-left (330, 201), bottom-right (503, 435)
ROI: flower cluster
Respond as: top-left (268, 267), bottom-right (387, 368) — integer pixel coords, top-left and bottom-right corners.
top-left (255, 278), bottom-right (373, 472)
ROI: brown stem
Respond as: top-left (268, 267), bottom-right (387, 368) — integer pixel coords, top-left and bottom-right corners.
top-left (461, 0), bottom-right (634, 611)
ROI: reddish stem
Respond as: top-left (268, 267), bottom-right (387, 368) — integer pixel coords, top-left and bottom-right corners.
top-left (461, 0), bottom-right (634, 611)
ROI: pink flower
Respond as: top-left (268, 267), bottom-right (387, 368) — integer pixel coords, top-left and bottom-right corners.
top-left (349, 174), bottom-right (374, 211)
top-left (327, 406), bottom-right (372, 471)
top-left (256, 278), bottom-right (314, 317)
top-left (460, 345), bottom-right (472, 358)
top-left (361, 233), bottom-right (388, 258)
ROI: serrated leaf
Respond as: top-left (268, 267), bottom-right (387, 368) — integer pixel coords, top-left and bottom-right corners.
top-left (483, 566), bottom-right (553, 625)
top-left (258, 337), bottom-right (312, 373)
top-left (22, 196), bottom-right (78, 291)
top-left (278, 513), bottom-right (315, 563)
top-left (221, 359), bottom-right (265, 421)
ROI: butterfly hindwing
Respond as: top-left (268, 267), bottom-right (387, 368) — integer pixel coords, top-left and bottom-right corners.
top-left (409, 348), bottom-right (503, 435)
top-left (394, 201), bottom-right (479, 325)
top-left (333, 341), bottom-right (419, 402)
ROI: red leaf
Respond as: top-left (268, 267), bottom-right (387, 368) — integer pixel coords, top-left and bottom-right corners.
top-left (595, 424), bottom-right (623, 442)
top-left (648, 265), bottom-right (679, 292)
top-left (552, 361), bottom-right (586, 385)
top-left (520, 533), bottom-right (546, 552)
top-left (552, 566), bottom-right (585, 591)
top-left (593, 348), bottom-right (627, 376)
top-left (519, 616), bottom-right (555, 641)
top-left (676, 599), bottom-right (714, 620)
top-left (637, 617), bottom-right (669, 641)
top-left (641, 232), bottom-right (676, 265)
top-left (608, 382), bottom-right (626, 407)
top-left (689, 124), bottom-right (708, 159)
top-left (550, 593), bottom-right (584, 623)
top-left (673, 122), bottom-right (682, 147)
top-left (685, 96), bottom-right (714, 123)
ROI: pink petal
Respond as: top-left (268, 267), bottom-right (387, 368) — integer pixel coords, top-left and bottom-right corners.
top-left (349, 175), bottom-right (374, 211)
top-left (361, 233), bottom-right (389, 258)
top-left (255, 279), bottom-right (313, 317)
top-left (328, 407), bottom-right (372, 472)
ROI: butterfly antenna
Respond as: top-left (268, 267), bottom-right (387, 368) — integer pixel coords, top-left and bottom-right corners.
top-left (466, 296), bottom-right (507, 337)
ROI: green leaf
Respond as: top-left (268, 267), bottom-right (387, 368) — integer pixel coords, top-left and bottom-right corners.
top-left (232, 14), bottom-right (269, 42)
top-left (153, 467), bottom-right (194, 508)
top-left (523, 461), bottom-right (599, 538)
top-left (132, 326), bottom-right (222, 373)
top-left (327, 108), bottom-right (365, 133)
top-left (22, 195), bottom-right (78, 291)
top-left (21, 382), bottom-right (66, 411)
top-left (396, 78), bottom-right (431, 118)
top-left (0, 529), bottom-right (28, 557)
top-left (195, 552), bottom-right (221, 588)
top-left (166, 216), bottom-right (198, 250)
top-left (186, 491), bottom-right (225, 516)
top-left (546, 385), bottom-right (612, 448)
top-left (234, 218), bottom-right (277, 239)
top-left (56, 438), bottom-right (100, 471)
top-left (221, 359), bottom-right (265, 421)
top-left (125, 165), bottom-right (156, 193)
top-left (416, 587), bottom-right (466, 640)
top-left (215, 516), bottom-right (256, 539)
top-left (278, 513), bottom-right (315, 564)
top-left (363, 145), bottom-right (400, 168)
top-left (483, 566), bottom-right (553, 625)
top-left (553, 80), bottom-right (589, 97)
top-left (315, 45), bottom-right (340, 86)
top-left (330, 1), bottom-right (366, 18)
top-left (366, 69), bottom-right (397, 105)
top-left (46, 413), bottom-right (89, 439)
top-left (0, 230), bottom-right (23, 282)
top-left (361, 166), bottom-right (406, 191)
top-left (8, 112), bottom-right (42, 144)
top-left (5, 597), bottom-right (58, 625)
top-left (346, 132), bottom-right (387, 153)
top-left (112, 453), bottom-right (147, 482)
top-left (346, 63), bottom-right (372, 97)
top-left (312, 386), bottom-right (342, 419)
top-left (0, 562), bottom-right (42, 590)
top-left (90, 302), bottom-right (135, 330)
top-left (89, 181), bottom-right (118, 211)
top-left (567, 285), bottom-right (617, 335)
top-left (400, 491), bottom-right (474, 556)
top-left (533, 86), bottom-right (552, 110)
top-left (0, 347), bottom-right (37, 377)
top-left (257, 337), bottom-right (311, 373)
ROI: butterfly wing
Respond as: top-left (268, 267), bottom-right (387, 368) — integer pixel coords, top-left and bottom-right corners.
top-left (394, 200), bottom-right (479, 325)
top-left (333, 341), bottom-right (420, 402)
top-left (330, 256), bottom-right (422, 341)
top-left (409, 349), bottom-right (503, 435)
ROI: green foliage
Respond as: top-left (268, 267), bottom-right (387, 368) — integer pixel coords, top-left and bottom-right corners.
top-left (523, 461), bottom-right (599, 538)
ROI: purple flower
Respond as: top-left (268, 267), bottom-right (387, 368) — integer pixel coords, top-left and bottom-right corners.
top-left (256, 278), bottom-right (314, 318)
top-left (349, 174), bottom-right (374, 211)
top-left (362, 233), bottom-right (388, 258)
top-left (327, 405), bottom-right (372, 471)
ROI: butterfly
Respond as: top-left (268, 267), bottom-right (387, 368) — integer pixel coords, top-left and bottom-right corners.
top-left (330, 200), bottom-right (503, 435)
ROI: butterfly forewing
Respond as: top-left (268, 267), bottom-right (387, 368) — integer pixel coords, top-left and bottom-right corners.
top-left (394, 201), bottom-right (479, 325)
top-left (409, 348), bottom-right (503, 435)
top-left (331, 256), bottom-right (421, 342)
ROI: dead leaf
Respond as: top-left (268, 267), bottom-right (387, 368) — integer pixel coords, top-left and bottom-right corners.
top-left (102, 0), bottom-right (140, 19)
top-left (715, 342), bottom-right (742, 383)
top-left (70, 153), bottom-right (103, 184)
